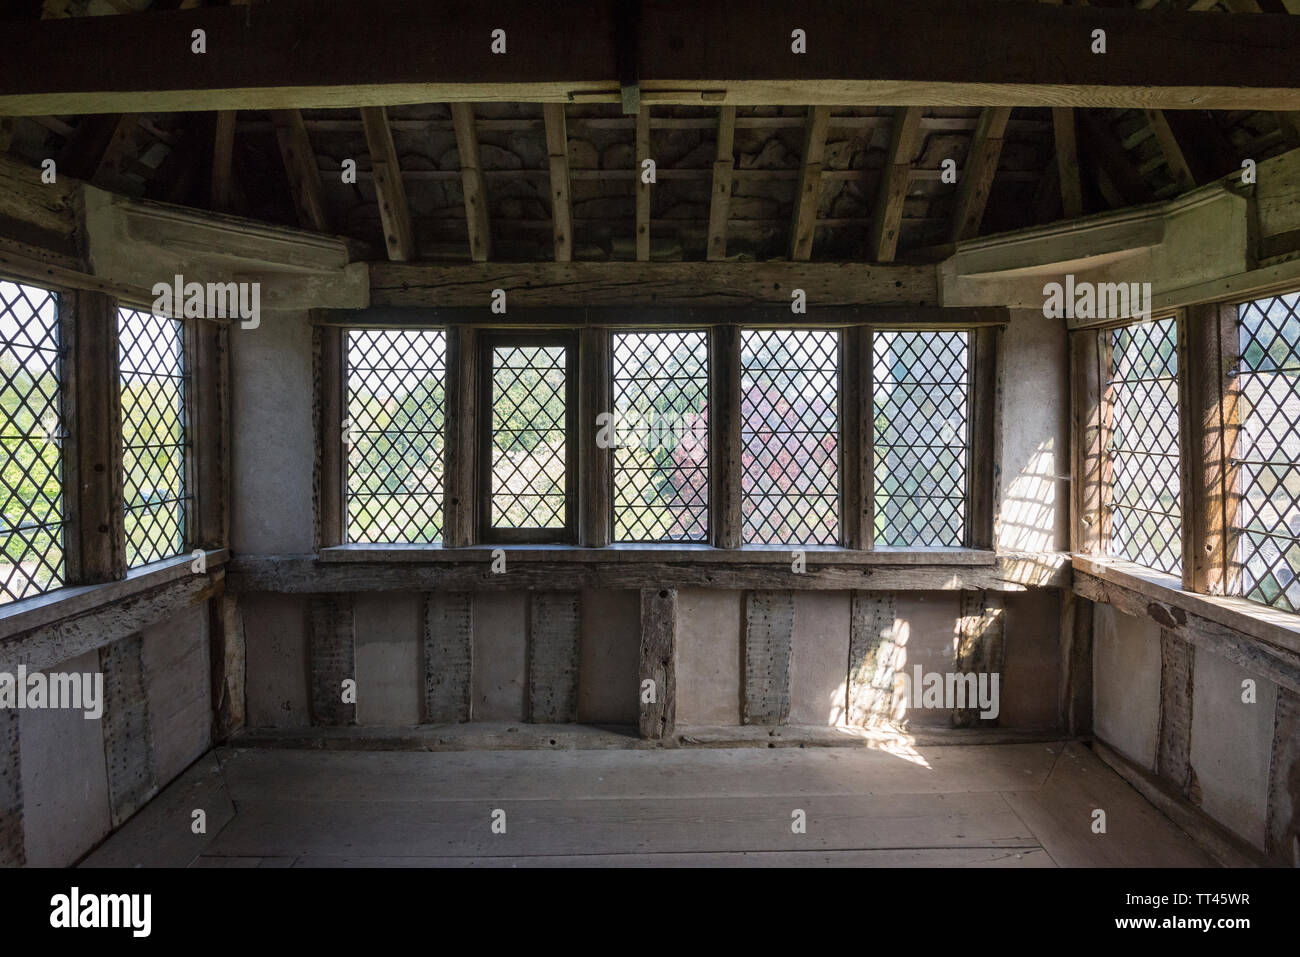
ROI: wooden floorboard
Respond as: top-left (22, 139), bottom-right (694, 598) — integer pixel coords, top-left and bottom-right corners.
top-left (195, 847), bottom-right (1057, 868)
top-left (202, 793), bottom-right (1039, 858)
top-left (214, 742), bottom-right (1062, 803)
top-left (80, 740), bottom-right (1218, 867)
top-left (1000, 742), bottom-right (1216, 868)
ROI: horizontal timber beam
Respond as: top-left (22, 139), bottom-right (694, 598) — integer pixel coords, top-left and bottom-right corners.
top-left (368, 261), bottom-right (939, 307)
top-left (318, 304), bottom-right (1007, 328)
top-left (227, 553), bottom-right (1069, 594)
top-left (4, 1), bottom-right (1300, 114)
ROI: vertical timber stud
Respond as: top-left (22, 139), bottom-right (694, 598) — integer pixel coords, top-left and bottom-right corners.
top-left (0, 708), bottom-right (22, 866)
top-left (967, 326), bottom-right (999, 549)
top-left (743, 591), bottom-right (794, 725)
top-left (1265, 686), bottom-right (1300, 865)
top-left (789, 105), bottom-right (830, 261)
top-left (451, 103), bottom-right (492, 263)
top-left (635, 106), bottom-right (651, 262)
top-left (1186, 302), bottom-right (1241, 596)
top-left (580, 326), bottom-right (611, 546)
top-left (953, 591), bottom-right (1004, 727)
top-left (190, 318), bottom-right (229, 550)
top-left (1052, 108), bottom-right (1083, 220)
top-left (309, 595), bottom-right (356, 726)
top-left (360, 106), bottom-right (416, 262)
top-left (1058, 589), bottom-right (1093, 736)
top-left (639, 588), bottom-right (677, 739)
top-left (63, 290), bottom-right (126, 584)
top-left (1071, 328), bottom-right (1104, 555)
top-left (209, 591), bottom-right (246, 743)
top-left (313, 324), bottom-right (344, 550)
top-left (99, 633), bottom-right (158, 827)
top-left (710, 324), bottom-right (743, 549)
top-left (706, 106), bottom-right (736, 262)
top-left (869, 106), bottom-right (922, 263)
top-left (847, 592), bottom-right (898, 726)
top-left (1155, 631), bottom-right (1195, 795)
top-left (423, 591), bottom-right (473, 723)
top-left (443, 325), bottom-right (478, 547)
top-left (543, 103), bottom-right (573, 263)
top-left (528, 592), bottom-right (581, 723)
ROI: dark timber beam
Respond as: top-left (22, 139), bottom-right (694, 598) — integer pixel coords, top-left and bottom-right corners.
top-left (950, 107), bottom-right (1012, 241)
top-left (451, 103), bottom-right (491, 262)
top-left (5, 1), bottom-right (1300, 114)
top-left (271, 109), bottom-right (329, 231)
top-left (869, 107), bottom-right (923, 263)
top-left (789, 105), bottom-right (831, 261)
top-left (543, 103), bottom-right (573, 263)
top-left (360, 105), bottom-right (415, 262)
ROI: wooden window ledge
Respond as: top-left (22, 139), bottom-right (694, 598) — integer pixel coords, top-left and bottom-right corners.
top-left (1072, 554), bottom-right (1300, 658)
top-left (318, 544), bottom-right (999, 565)
top-left (0, 548), bottom-right (228, 643)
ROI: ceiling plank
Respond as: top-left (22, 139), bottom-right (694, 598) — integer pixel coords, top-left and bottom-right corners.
top-left (1143, 109), bottom-right (1197, 193)
top-left (6, 1), bottom-right (1300, 113)
top-left (543, 103), bottom-right (573, 263)
top-left (869, 107), bottom-right (923, 263)
top-left (950, 106), bottom-right (1012, 242)
top-left (789, 106), bottom-right (831, 261)
top-left (635, 106), bottom-right (651, 262)
top-left (1052, 108), bottom-right (1084, 219)
top-left (270, 109), bottom-right (329, 232)
top-left (0, 118), bottom-right (14, 154)
top-left (360, 105), bottom-right (415, 262)
top-left (451, 102), bottom-right (491, 263)
top-left (706, 105), bottom-right (736, 262)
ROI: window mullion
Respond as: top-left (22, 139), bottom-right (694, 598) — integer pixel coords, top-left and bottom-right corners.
top-left (71, 290), bottom-right (127, 583)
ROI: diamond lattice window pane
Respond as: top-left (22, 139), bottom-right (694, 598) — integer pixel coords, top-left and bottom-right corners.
top-left (611, 331), bottom-right (709, 542)
top-left (873, 330), bottom-right (968, 546)
top-left (490, 343), bottom-right (569, 529)
top-left (1235, 291), bottom-right (1300, 611)
top-left (0, 281), bottom-right (66, 604)
top-left (345, 329), bottom-right (447, 543)
top-left (119, 306), bottom-right (189, 568)
top-left (1106, 318), bottom-right (1183, 576)
top-left (741, 329), bottom-right (839, 545)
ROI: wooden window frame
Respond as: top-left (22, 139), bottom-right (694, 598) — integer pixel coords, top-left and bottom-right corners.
top-left (316, 307), bottom-right (1003, 554)
top-left (477, 330), bottom-right (579, 545)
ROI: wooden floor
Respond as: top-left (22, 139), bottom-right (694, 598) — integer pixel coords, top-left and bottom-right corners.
top-left (82, 740), bottom-right (1217, 868)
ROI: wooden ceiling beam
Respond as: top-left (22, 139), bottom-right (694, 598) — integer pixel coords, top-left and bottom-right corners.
top-left (635, 106), bottom-right (651, 262)
top-left (706, 106), bottom-right (736, 262)
top-left (950, 106), bottom-right (1012, 242)
top-left (451, 103), bottom-right (491, 263)
top-left (542, 103), bottom-right (573, 263)
top-left (789, 106), bottom-right (831, 262)
top-left (360, 105), bottom-right (415, 262)
top-left (5, 0), bottom-right (1300, 113)
top-left (1052, 108), bottom-right (1084, 219)
top-left (270, 109), bottom-right (329, 232)
top-left (869, 107), bottom-right (923, 263)
top-left (1143, 109), bottom-right (1197, 193)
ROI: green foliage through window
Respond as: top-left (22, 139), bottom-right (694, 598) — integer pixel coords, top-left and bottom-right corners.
top-left (0, 281), bottom-right (65, 604)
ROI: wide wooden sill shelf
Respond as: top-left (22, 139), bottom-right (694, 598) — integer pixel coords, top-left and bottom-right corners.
top-left (0, 548), bottom-right (228, 643)
top-left (318, 544), bottom-right (998, 565)
top-left (229, 549), bottom-right (1070, 592)
top-left (1072, 554), bottom-right (1300, 658)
